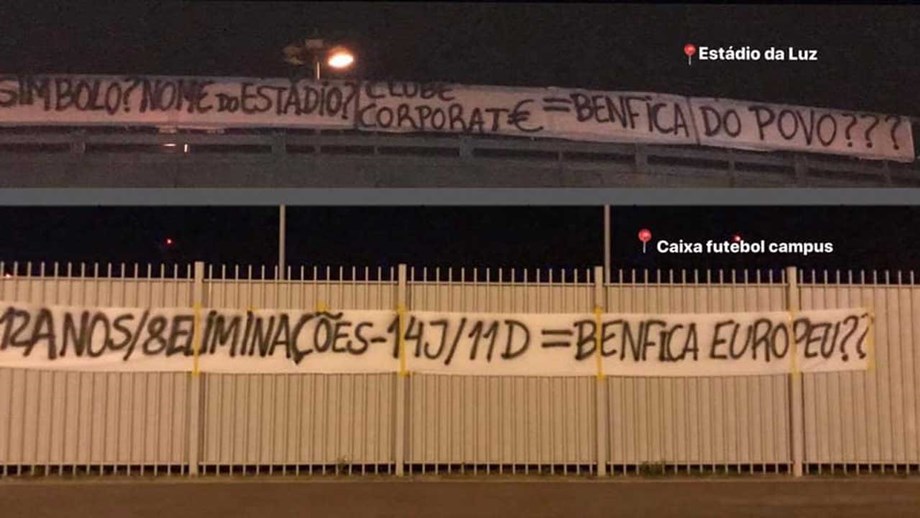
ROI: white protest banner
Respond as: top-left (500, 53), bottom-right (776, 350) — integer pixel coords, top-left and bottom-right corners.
top-left (690, 97), bottom-right (914, 162)
top-left (0, 302), bottom-right (872, 376)
top-left (791, 307), bottom-right (874, 374)
top-left (0, 75), bottom-right (358, 129)
top-left (596, 311), bottom-right (796, 377)
top-left (404, 309), bottom-right (871, 377)
top-left (194, 308), bottom-right (398, 374)
top-left (0, 74), bottom-right (912, 161)
top-left (0, 305), bottom-right (196, 372)
top-left (354, 83), bottom-right (549, 137)
top-left (539, 88), bottom-right (697, 145)
top-left (356, 82), bottom-right (697, 145)
top-left (397, 311), bottom-right (598, 376)
top-left (594, 309), bottom-right (872, 377)
top-left (0, 304), bottom-right (399, 374)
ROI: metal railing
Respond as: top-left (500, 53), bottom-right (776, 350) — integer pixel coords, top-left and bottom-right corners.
top-left (0, 128), bottom-right (917, 187)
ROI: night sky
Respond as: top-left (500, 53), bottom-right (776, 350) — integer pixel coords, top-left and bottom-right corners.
top-left (3, 3), bottom-right (917, 116)
top-left (1, 3), bottom-right (918, 272)
top-left (1, 207), bottom-right (918, 274)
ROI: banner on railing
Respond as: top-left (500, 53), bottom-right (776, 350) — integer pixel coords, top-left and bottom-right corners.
top-left (0, 75), bottom-right (913, 161)
top-left (0, 302), bottom-right (873, 376)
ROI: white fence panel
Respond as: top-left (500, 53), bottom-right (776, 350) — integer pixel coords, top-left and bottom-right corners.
top-left (606, 271), bottom-right (790, 472)
top-left (0, 264), bottom-right (192, 472)
top-left (800, 272), bottom-right (920, 472)
top-left (1, 263), bottom-right (918, 476)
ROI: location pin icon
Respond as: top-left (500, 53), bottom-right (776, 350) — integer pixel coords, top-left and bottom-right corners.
top-left (638, 228), bottom-right (652, 253)
top-left (684, 43), bottom-right (697, 66)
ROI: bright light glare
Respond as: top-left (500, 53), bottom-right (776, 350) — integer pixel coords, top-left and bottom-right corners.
top-left (327, 47), bottom-right (355, 69)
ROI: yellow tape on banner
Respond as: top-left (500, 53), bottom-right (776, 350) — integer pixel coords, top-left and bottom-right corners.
top-left (315, 301), bottom-right (328, 313)
top-left (397, 304), bottom-right (408, 377)
top-left (788, 309), bottom-right (799, 377)
top-left (594, 306), bottom-right (604, 380)
top-left (867, 311), bottom-right (876, 373)
top-left (192, 302), bottom-right (202, 376)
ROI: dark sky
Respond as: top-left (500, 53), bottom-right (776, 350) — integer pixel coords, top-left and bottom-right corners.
top-left (1, 207), bottom-right (918, 275)
top-left (1, 2), bottom-right (917, 116)
top-left (1, 4), bottom-right (918, 273)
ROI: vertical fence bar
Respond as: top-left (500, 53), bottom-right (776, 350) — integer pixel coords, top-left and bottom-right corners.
top-left (786, 265), bottom-right (804, 477)
top-left (187, 262), bottom-right (205, 476)
top-left (593, 266), bottom-right (608, 477)
top-left (603, 207), bottom-right (611, 284)
top-left (394, 264), bottom-right (407, 476)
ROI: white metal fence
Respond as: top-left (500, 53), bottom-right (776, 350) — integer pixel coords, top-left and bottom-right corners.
top-left (1, 262), bottom-right (918, 477)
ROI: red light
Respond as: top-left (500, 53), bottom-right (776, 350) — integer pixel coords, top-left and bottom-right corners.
top-left (165, 237), bottom-right (175, 246)
top-left (732, 233), bottom-right (742, 243)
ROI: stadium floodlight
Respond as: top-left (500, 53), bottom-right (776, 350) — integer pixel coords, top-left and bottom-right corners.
top-left (327, 46), bottom-right (355, 69)
top-left (278, 37), bottom-right (357, 282)
top-left (284, 39), bottom-right (356, 78)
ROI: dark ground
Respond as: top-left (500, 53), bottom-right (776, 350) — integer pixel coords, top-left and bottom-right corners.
top-left (1, 478), bottom-right (919, 517)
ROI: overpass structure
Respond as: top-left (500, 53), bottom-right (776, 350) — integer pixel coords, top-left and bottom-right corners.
top-left (0, 127), bottom-right (918, 188)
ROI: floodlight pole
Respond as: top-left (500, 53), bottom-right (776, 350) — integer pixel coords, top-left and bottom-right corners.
top-left (603, 205), bottom-right (611, 284)
top-left (278, 205), bottom-right (286, 280)
top-left (279, 47), bottom-right (323, 281)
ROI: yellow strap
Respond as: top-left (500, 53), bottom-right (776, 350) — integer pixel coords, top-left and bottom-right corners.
top-left (788, 309), bottom-right (799, 377)
top-left (397, 304), bottom-right (408, 377)
top-left (594, 306), bottom-right (605, 380)
top-left (867, 311), bottom-right (876, 372)
top-left (192, 302), bottom-right (202, 377)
